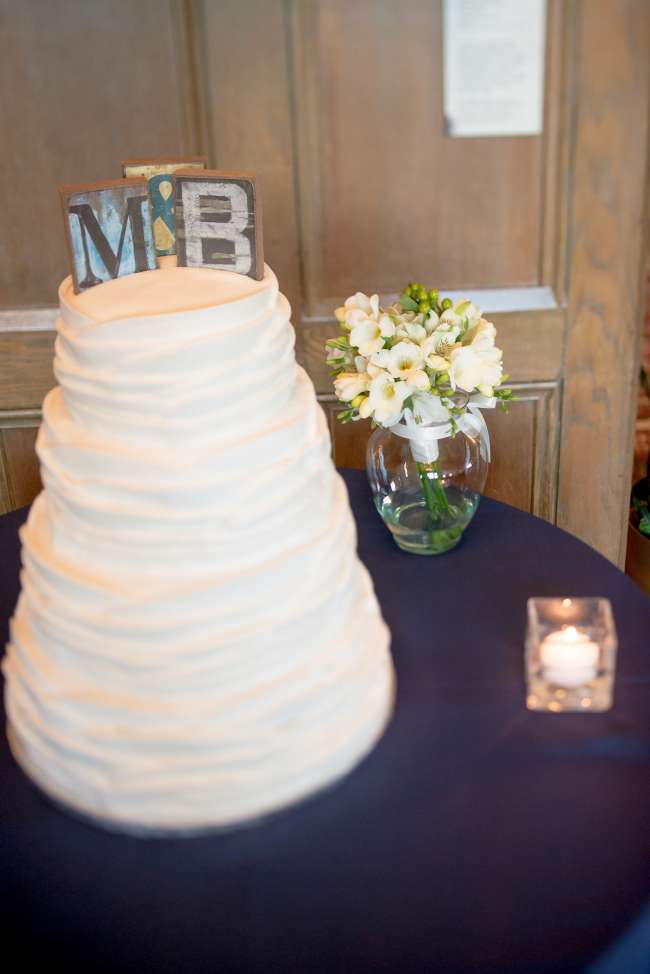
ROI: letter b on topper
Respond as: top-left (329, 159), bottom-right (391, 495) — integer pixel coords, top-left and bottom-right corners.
top-left (174, 170), bottom-right (264, 280)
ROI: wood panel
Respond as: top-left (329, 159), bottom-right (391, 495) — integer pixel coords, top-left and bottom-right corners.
top-left (0, 0), bottom-right (199, 308)
top-left (0, 442), bottom-right (8, 513)
top-left (194, 0), bottom-right (302, 327)
top-left (483, 384), bottom-right (559, 520)
top-left (0, 419), bottom-right (42, 513)
top-left (291, 0), bottom-right (544, 310)
top-left (540, 0), bottom-right (574, 297)
top-left (325, 409), bottom-right (372, 472)
top-left (321, 382), bottom-right (560, 521)
top-left (0, 330), bottom-right (56, 410)
top-left (0, 326), bottom-right (53, 512)
top-left (557, 0), bottom-right (650, 565)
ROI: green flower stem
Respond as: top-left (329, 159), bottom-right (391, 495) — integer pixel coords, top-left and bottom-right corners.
top-left (416, 461), bottom-right (452, 522)
top-left (431, 473), bottom-right (454, 516)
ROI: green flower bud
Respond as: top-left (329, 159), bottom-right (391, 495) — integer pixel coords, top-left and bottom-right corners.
top-left (441, 297), bottom-right (453, 311)
top-left (428, 289), bottom-right (439, 302)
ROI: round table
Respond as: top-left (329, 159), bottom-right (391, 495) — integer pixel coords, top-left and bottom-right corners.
top-left (1, 470), bottom-right (649, 974)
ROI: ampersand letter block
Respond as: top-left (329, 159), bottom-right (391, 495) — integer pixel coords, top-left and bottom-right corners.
top-left (121, 157), bottom-right (207, 257)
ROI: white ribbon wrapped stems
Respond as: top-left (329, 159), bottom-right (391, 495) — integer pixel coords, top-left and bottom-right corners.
top-left (390, 394), bottom-right (495, 464)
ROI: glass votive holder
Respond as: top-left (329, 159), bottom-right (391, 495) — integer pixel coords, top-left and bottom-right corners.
top-left (525, 597), bottom-right (618, 712)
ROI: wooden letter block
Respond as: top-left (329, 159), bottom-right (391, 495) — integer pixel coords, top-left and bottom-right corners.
top-left (174, 169), bottom-right (263, 280)
top-left (122, 156), bottom-right (207, 257)
top-left (60, 178), bottom-right (156, 293)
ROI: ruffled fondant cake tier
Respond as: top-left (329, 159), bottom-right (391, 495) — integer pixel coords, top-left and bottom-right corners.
top-left (3, 260), bottom-right (394, 833)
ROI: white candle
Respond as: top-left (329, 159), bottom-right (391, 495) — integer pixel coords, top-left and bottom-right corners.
top-left (540, 626), bottom-right (599, 688)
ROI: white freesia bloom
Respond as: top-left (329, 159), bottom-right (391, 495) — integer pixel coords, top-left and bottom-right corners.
top-left (370, 349), bottom-right (426, 387)
top-left (371, 341), bottom-right (430, 389)
top-left (463, 318), bottom-right (497, 352)
top-left (449, 345), bottom-right (503, 393)
top-left (448, 348), bottom-right (483, 392)
top-left (425, 353), bottom-right (450, 372)
top-left (366, 360), bottom-right (385, 379)
top-left (423, 322), bottom-right (461, 355)
top-left (408, 392), bottom-right (452, 426)
top-left (360, 373), bottom-right (412, 425)
top-left (354, 354), bottom-right (368, 373)
top-left (395, 320), bottom-right (427, 343)
top-left (335, 306), bottom-right (347, 323)
top-left (449, 317), bottom-right (503, 392)
top-left (408, 371), bottom-right (430, 390)
top-left (397, 309), bottom-right (424, 323)
top-left (440, 299), bottom-right (481, 329)
top-left (350, 312), bottom-right (395, 357)
top-left (476, 346), bottom-right (503, 387)
top-left (334, 371), bottom-right (371, 402)
top-left (339, 291), bottom-right (379, 318)
top-left (386, 341), bottom-right (423, 374)
top-left (424, 309), bottom-right (440, 334)
top-left (389, 304), bottom-right (421, 335)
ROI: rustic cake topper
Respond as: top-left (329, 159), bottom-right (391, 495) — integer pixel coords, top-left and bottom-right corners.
top-left (121, 156), bottom-right (207, 257)
top-left (60, 178), bottom-right (156, 293)
top-left (174, 169), bottom-right (263, 280)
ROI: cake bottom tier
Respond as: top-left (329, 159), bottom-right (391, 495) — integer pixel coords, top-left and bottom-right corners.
top-left (5, 532), bottom-right (394, 834)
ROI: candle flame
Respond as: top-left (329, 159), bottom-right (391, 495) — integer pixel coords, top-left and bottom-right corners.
top-left (562, 598), bottom-right (572, 607)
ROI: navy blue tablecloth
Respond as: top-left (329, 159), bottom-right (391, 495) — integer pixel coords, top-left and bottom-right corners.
top-left (1, 470), bottom-right (649, 974)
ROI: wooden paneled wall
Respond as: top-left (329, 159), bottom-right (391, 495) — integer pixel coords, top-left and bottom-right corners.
top-left (290, 0), bottom-right (543, 307)
top-left (556, 0), bottom-right (650, 564)
top-left (193, 0), bottom-right (302, 324)
top-left (0, 328), bottom-right (55, 511)
top-left (0, 0), bottom-right (648, 569)
top-left (0, 0), bottom-right (200, 513)
top-left (0, 0), bottom-right (546, 310)
top-left (0, 0), bottom-right (199, 306)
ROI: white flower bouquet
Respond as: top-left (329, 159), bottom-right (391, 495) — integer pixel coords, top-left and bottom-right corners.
top-left (327, 283), bottom-right (513, 427)
top-left (326, 282), bottom-right (514, 548)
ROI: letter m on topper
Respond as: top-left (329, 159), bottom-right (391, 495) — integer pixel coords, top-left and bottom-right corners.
top-left (174, 170), bottom-right (263, 280)
top-left (60, 179), bottom-right (156, 293)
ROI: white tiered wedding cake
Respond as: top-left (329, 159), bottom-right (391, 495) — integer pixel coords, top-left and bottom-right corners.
top-left (3, 259), bottom-right (394, 833)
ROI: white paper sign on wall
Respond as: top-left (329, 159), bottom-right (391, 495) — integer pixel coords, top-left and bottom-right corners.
top-left (443, 0), bottom-right (547, 138)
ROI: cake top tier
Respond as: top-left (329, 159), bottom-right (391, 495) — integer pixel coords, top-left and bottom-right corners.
top-left (59, 256), bottom-right (273, 324)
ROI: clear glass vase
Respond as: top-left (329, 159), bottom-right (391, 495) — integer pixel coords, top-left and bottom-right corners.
top-left (366, 416), bottom-right (490, 555)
